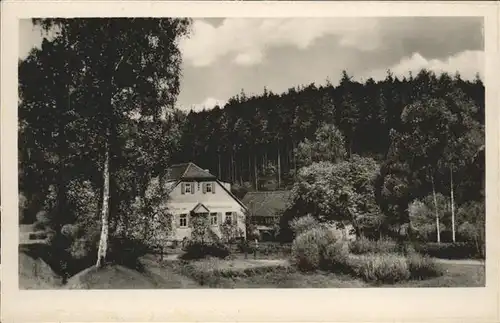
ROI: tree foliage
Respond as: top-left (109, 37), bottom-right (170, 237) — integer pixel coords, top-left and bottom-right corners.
top-left (19, 18), bottom-right (191, 270)
top-left (294, 123), bottom-right (346, 168)
top-left (280, 156), bottom-right (382, 241)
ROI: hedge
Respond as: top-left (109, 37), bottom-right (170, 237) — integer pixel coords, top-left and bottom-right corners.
top-left (413, 242), bottom-right (484, 259)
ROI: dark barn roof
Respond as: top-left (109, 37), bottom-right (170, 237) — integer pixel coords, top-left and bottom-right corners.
top-left (166, 162), bottom-right (217, 181)
top-left (242, 191), bottom-right (291, 218)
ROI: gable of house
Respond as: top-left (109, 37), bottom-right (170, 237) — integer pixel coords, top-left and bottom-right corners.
top-left (165, 162), bottom-right (247, 213)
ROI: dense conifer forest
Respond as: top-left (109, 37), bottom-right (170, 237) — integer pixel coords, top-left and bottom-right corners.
top-left (174, 70), bottom-right (484, 198)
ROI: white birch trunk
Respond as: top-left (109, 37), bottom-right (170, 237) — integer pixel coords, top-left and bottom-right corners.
top-left (450, 166), bottom-right (456, 242)
top-left (431, 173), bottom-right (441, 243)
top-left (96, 146), bottom-right (110, 268)
top-left (277, 144), bottom-right (281, 189)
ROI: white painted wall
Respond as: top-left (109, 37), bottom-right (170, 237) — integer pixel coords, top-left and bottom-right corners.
top-left (166, 180), bottom-right (246, 241)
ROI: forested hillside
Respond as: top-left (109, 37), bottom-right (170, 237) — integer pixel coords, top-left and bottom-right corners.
top-left (174, 70), bottom-right (484, 196)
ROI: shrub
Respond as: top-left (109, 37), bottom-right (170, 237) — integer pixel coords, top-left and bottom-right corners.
top-left (177, 261), bottom-right (222, 287)
top-left (237, 240), bottom-right (252, 253)
top-left (181, 241), bottom-right (230, 260)
top-left (33, 210), bottom-right (52, 231)
top-left (290, 215), bottom-right (319, 236)
top-left (321, 240), bottom-right (350, 273)
top-left (413, 242), bottom-right (481, 259)
top-left (291, 226), bottom-right (337, 272)
top-left (19, 191), bottom-right (28, 224)
top-left (29, 232), bottom-right (48, 240)
top-left (61, 224), bottom-right (80, 239)
top-left (349, 236), bottom-right (398, 255)
top-left (400, 242), bottom-right (416, 255)
top-left (348, 253), bottom-right (410, 284)
top-left (108, 237), bottom-right (150, 270)
top-left (257, 242), bottom-right (292, 256)
top-left (174, 260), bottom-right (294, 287)
top-left (292, 235), bottom-right (321, 271)
top-left (406, 253), bottom-right (443, 280)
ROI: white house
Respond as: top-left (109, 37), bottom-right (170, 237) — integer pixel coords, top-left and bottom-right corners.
top-left (164, 162), bottom-right (247, 243)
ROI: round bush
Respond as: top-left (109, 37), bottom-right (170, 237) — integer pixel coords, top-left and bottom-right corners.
top-left (290, 215), bottom-right (319, 236)
top-left (181, 241), bottom-right (230, 260)
top-left (292, 236), bottom-right (321, 271)
top-left (406, 253), bottom-right (443, 280)
top-left (322, 240), bottom-right (350, 272)
top-left (349, 236), bottom-right (398, 255)
top-left (291, 226), bottom-right (337, 272)
top-left (349, 253), bottom-right (411, 284)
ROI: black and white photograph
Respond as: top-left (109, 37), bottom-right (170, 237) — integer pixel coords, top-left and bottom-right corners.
top-left (2, 1), bottom-right (499, 322)
top-left (16, 15), bottom-right (487, 290)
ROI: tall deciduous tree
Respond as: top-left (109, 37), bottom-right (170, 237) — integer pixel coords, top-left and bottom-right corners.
top-left (30, 18), bottom-right (191, 267)
top-left (385, 81), bottom-right (483, 243)
top-left (294, 123), bottom-right (346, 168)
top-left (280, 156), bottom-right (381, 241)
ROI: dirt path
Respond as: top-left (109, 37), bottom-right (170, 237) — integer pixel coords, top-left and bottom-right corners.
top-left (433, 258), bottom-right (484, 266)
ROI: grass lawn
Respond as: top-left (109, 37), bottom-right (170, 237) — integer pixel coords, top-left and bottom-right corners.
top-left (163, 255), bottom-right (485, 288)
top-left (19, 248), bottom-right (485, 289)
top-left (395, 262), bottom-right (485, 287)
top-left (228, 269), bottom-right (368, 288)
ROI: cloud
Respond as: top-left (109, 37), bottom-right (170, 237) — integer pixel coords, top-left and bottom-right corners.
top-left (365, 50), bottom-right (484, 82)
top-left (187, 97), bottom-right (227, 112)
top-left (180, 18), bottom-right (381, 67)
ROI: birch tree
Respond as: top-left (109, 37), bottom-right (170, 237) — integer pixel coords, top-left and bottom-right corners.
top-left (33, 18), bottom-right (191, 267)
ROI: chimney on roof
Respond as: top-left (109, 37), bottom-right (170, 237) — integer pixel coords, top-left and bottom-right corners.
top-left (204, 169), bottom-right (209, 172)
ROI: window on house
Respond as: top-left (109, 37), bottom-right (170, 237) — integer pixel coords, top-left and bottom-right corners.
top-left (225, 212), bottom-right (233, 225)
top-left (184, 183), bottom-right (191, 194)
top-left (179, 214), bottom-right (187, 227)
top-left (205, 182), bottom-right (213, 193)
top-left (210, 212), bottom-right (217, 225)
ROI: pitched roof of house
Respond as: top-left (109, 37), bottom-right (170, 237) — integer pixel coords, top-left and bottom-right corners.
top-left (242, 191), bottom-right (291, 218)
top-left (166, 162), bottom-right (217, 181)
top-left (165, 162), bottom-right (248, 211)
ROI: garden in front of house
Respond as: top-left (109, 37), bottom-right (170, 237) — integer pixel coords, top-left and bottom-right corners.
top-left (154, 252), bottom-right (484, 289)
top-left (19, 226), bottom-right (485, 290)
top-left (152, 217), bottom-right (484, 289)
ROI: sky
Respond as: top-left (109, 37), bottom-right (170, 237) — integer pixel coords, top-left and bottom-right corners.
top-left (19, 17), bottom-right (484, 112)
